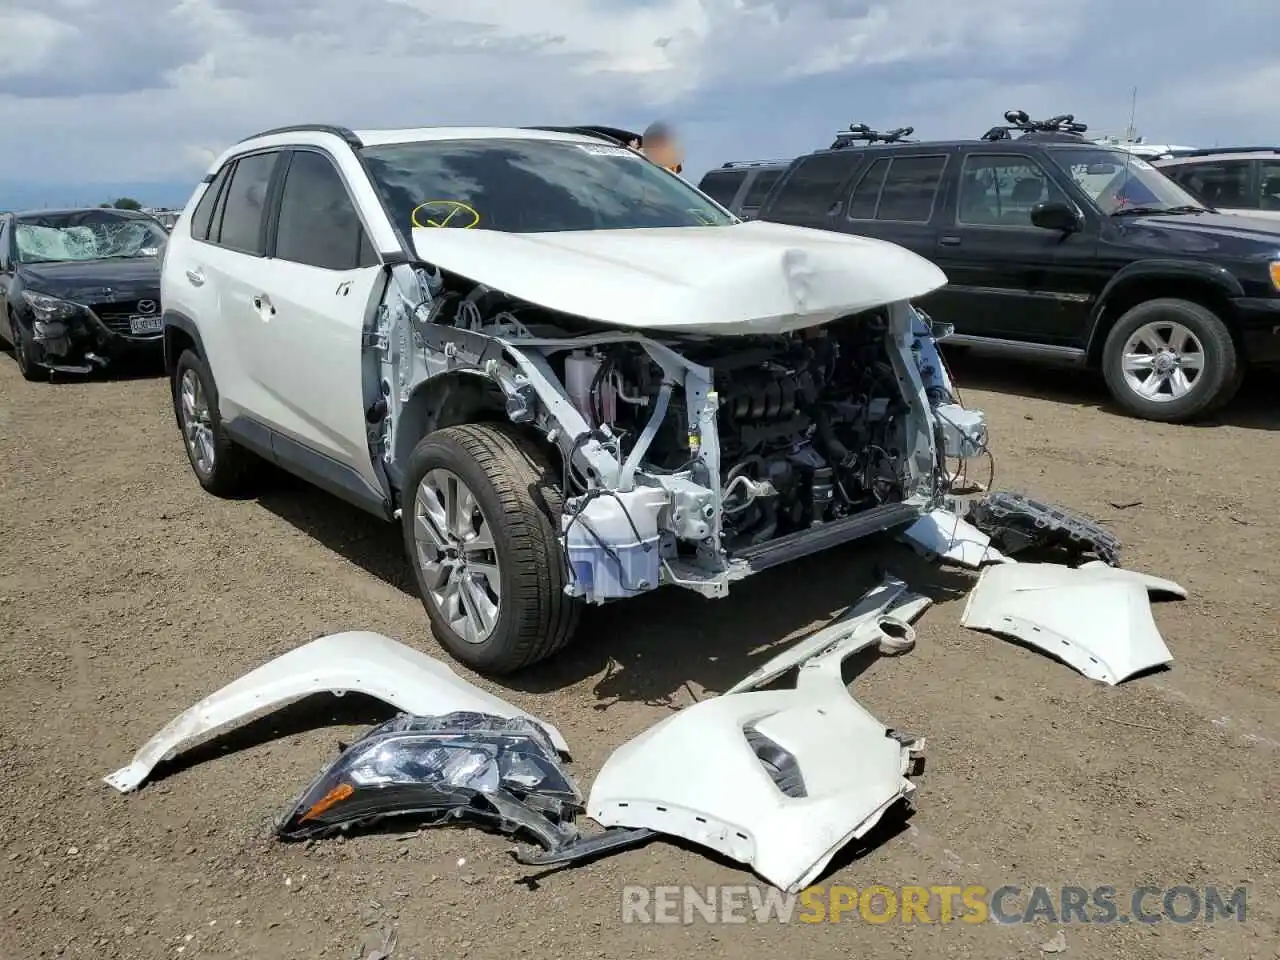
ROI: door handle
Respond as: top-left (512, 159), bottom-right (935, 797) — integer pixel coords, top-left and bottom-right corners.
top-left (253, 294), bottom-right (276, 317)
top-left (939, 236), bottom-right (961, 246)
top-left (185, 269), bottom-right (205, 286)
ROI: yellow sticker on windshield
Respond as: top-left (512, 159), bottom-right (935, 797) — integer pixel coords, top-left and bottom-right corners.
top-left (411, 200), bottom-right (481, 229)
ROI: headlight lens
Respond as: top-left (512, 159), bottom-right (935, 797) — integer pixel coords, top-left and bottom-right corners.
top-left (1269, 261), bottom-right (1280, 291)
top-left (21, 291), bottom-right (83, 323)
top-left (276, 711), bottom-right (582, 841)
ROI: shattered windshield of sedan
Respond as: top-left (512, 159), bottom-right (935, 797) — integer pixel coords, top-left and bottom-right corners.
top-left (14, 211), bottom-right (168, 264)
top-left (361, 137), bottom-right (735, 237)
top-left (1050, 148), bottom-right (1209, 215)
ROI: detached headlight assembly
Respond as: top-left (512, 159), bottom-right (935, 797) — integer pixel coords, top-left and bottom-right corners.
top-left (275, 711), bottom-right (583, 843)
top-left (22, 291), bottom-right (83, 323)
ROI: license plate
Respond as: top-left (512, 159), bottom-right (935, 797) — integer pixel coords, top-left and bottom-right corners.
top-left (129, 315), bottom-right (163, 335)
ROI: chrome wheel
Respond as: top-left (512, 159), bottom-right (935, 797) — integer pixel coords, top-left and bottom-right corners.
top-left (1121, 320), bottom-right (1205, 403)
top-left (413, 469), bottom-right (502, 644)
top-left (179, 368), bottom-right (215, 475)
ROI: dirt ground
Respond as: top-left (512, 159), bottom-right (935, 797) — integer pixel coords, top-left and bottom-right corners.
top-left (1, 349), bottom-right (1277, 960)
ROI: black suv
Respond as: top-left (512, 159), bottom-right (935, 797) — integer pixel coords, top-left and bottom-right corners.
top-left (742, 112), bottom-right (1280, 422)
top-left (698, 160), bottom-right (789, 219)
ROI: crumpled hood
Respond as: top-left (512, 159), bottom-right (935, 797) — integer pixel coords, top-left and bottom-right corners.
top-left (18, 257), bottom-right (162, 304)
top-left (411, 219), bottom-right (947, 335)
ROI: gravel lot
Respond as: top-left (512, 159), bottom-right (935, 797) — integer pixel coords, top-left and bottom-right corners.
top-left (2, 350), bottom-right (1277, 959)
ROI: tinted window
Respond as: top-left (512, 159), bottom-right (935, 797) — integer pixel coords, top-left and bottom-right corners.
top-left (361, 138), bottom-right (732, 237)
top-left (766, 153), bottom-right (859, 222)
top-left (1169, 160), bottom-right (1252, 208)
top-left (847, 157), bottom-right (890, 219)
top-left (218, 152), bottom-right (277, 255)
top-left (876, 155), bottom-right (947, 221)
top-left (274, 151), bottom-right (377, 270)
top-left (0, 219), bottom-right (9, 267)
top-left (191, 165), bottom-right (230, 242)
top-left (699, 170), bottom-right (746, 206)
top-left (958, 155), bottom-right (1069, 226)
top-left (741, 169), bottom-right (783, 208)
top-left (1260, 160), bottom-right (1280, 211)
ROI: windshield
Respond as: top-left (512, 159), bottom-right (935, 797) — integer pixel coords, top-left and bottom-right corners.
top-left (1050, 148), bottom-right (1208, 215)
top-left (361, 137), bottom-right (734, 236)
top-left (14, 211), bottom-right (168, 264)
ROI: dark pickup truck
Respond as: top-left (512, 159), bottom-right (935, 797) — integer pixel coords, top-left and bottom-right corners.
top-left (739, 114), bottom-right (1280, 422)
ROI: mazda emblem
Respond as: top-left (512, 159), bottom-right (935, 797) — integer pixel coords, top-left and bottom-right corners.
top-left (137, 300), bottom-right (157, 315)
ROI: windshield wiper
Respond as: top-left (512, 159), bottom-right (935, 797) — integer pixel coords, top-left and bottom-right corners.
top-left (1110, 205), bottom-right (1169, 216)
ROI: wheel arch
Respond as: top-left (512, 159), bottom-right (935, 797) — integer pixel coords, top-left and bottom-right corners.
top-left (162, 310), bottom-right (207, 377)
top-left (1084, 261), bottom-right (1243, 366)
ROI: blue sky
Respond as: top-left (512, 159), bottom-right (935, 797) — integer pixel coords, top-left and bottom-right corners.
top-left (1, 0), bottom-right (1276, 208)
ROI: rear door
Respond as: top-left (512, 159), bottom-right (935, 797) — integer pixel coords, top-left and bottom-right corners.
top-left (253, 148), bottom-right (384, 494)
top-left (758, 151), bottom-right (865, 229)
top-left (928, 150), bottom-right (1099, 344)
top-left (840, 152), bottom-right (949, 260)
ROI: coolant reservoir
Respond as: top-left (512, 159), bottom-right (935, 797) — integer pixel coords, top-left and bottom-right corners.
top-left (564, 352), bottom-right (601, 424)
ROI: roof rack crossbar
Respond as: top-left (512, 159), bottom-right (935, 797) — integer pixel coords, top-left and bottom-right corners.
top-left (719, 159), bottom-right (792, 168)
top-left (831, 124), bottom-right (916, 149)
top-left (239, 124), bottom-right (362, 147)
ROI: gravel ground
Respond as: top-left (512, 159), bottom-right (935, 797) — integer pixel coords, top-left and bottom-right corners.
top-left (1, 350), bottom-right (1277, 960)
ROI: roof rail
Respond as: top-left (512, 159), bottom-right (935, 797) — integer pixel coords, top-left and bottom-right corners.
top-left (239, 124), bottom-right (362, 147)
top-left (981, 110), bottom-right (1088, 142)
top-left (831, 124), bottom-right (915, 149)
top-left (1158, 145), bottom-right (1279, 158)
top-left (718, 159), bottom-right (792, 169)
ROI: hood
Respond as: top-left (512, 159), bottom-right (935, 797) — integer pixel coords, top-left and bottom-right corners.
top-left (18, 257), bottom-right (162, 304)
top-left (1117, 211), bottom-right (1280, 259)
top-left (410, 220), bottom-right (947, 335)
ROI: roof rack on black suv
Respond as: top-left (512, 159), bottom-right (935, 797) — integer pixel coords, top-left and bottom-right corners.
top-left (725, 108), bottom-right (1280, 423)
top-left (832, 124), bottom-right (916, 149)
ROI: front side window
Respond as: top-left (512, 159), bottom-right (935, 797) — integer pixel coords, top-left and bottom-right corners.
top-left (13, 210), bottom-right (168, 264)
top-left (274, 151), bottom-right (377, 270)
top-left (1166, 160), bottom-right (1253, 209)
top-left (1050, 148), bottom-right (1207, 216)
top-left (217, 152), bottom-right (278, 255)
top-left (361, 137), bottom-right (733, 238)
top-left (741, 169), bottom-right (783, 208)
top-left (957, 155), bottom-right (1070, 226)
top-left (766, 152), bottom-right (860, 222)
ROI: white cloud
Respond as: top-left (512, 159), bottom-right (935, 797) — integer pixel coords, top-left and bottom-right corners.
top-left (0, 0), bottom-right (1275, 195)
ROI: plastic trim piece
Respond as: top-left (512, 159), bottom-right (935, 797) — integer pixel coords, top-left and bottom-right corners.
top-left (900, 508), bottom-right (1009, 567)
top-left (960, 562), bottom-right (1184, 684)
top-left (103, 632), bottom-right (569, 793)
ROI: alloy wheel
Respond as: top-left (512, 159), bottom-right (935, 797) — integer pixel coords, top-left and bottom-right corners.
top-left (179, 368), bottom-right (216, 475)
top-left (1120, 320), bottom-right (1206, 403)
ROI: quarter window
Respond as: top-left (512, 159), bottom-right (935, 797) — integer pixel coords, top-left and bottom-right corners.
top-left (699, 170), bottom-right (747, 206)
top-left (217, 152), bottom-right (278, 255)
top-left (274, 151), bottom-right (377, 270)
top-left (957, 155), bottom-right (1069, 226)
top-left (767, 152), bottom-right (860, 222)
top-left (190, 165), bottom-right (231, 242)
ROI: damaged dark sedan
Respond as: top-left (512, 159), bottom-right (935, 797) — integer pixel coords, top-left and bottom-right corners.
top-left (0, 207), bottom-right (168, 380)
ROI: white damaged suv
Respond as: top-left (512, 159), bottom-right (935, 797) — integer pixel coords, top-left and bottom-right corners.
top-left (161, 123), bottom-right (986, 674)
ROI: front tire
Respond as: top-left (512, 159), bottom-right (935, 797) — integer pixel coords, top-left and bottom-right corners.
top-left (11, 318), bottom-right (44, 382)
top-left (401, 422), bottom-right (581, 675)
top-left (1101, 298), bottom-right (1239, 423)
top-left (172, 349), bottom-right (259, 496)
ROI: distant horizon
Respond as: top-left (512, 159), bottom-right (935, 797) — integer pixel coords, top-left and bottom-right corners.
top-left (0, 179), bottom-right (193, 212)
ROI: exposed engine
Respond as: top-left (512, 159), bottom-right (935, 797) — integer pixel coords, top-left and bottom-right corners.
top-left (559, 313), bottom-right (916, 553)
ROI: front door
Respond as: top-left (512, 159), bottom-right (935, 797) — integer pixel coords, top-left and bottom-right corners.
top-left (929, 152), bottom-right (1098, 345)
top-left (251, 148), bottom-right (385, 496)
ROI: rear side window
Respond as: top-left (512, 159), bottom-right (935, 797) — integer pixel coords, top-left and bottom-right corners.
top-left (876, 155), bottom-right (947, 221)
top-left (274, 150), bottom-right (377, 271)
top-left (190, 165), bottom-right (231, 242)
top-left (699, 170), bottom-right (747, 206)
top-left (766, 153), bottom-right (860, 222)
top-left (217, 152), bottom-right (278, 255)
top-left (741, 169), bottom-right (783, 208)
top-left (848, 155), bottom-right (946, 221)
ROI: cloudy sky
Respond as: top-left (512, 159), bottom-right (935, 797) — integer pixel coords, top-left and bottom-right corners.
top-left (0, 0), bottom-right (1275, 204)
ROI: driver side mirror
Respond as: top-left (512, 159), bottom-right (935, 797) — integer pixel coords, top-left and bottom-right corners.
top-left (1030, 201), bottom-right (1082, 233)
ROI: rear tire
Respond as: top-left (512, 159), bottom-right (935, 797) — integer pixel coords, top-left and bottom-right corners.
top-left (401, 422), bottom-right (581, 675)
top-left (1101, 298), bottom-right (1238, 423)
top-left (172, 348), bottom-right (260, 496)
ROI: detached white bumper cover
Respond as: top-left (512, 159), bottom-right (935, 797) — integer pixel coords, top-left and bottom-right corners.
top-left (104, 631), bottom-right (570, 793)
top-left (960, 561), bottom-right (1185, 684)
top-left (588, 612), bottom-right (926, 893)
top-left (410, 219), bottom-right (947, 335)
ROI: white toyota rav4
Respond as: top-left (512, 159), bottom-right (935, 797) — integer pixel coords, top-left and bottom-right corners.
top-left (161, 123), bottom-right (986, 674)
